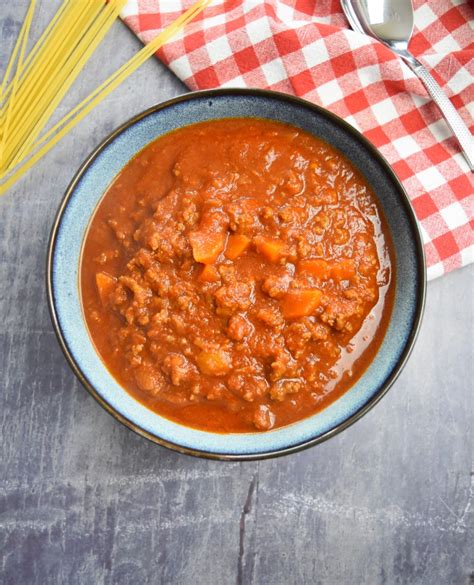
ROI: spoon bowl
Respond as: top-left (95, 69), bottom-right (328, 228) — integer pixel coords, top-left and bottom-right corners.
top-left (341, 0), bottom-right (473, 170)
top-left (354, 0), bottom-right (414, 45)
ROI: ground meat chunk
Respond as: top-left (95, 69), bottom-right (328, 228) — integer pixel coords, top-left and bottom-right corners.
top-left (119, 276), bottom-right (151, 306)
top-left (316, 340), bottom-right (341, 359)
top-left (310, 322), bottom-right (330, 341)
top-left (226, 198), bottom-right (261, 232)
top-left (320, 296), bottom-right (362, 332)
top-left (146, 224), bottom-right (191, 261)
top-left (215, 282), bottom-right (252, 312)
top-left (252, 404), bottom-right (276, 430)
top-left (261, 273), bottom-right (292, 298)
top-left (270, 379), bottom-right (302, 401)
top-left (218, 265), bottom-right (236, 284)
top-left (162, 353), bottom-right (198, 386)
top-left (284, 321), bottom-right (312, 354)
top-left (227, 373), bottom-right (245, 393)
top-left (256, 306), bottom-right (284, 328)
top-left (205, 381), bottom-right (226, 400)
top-left (180, 197), bottom-right (199, 227)
top-left (144, 266), bottom-right (163, 290)
top-left (110, 284), bottom-right (128, 307)
top-left (133, 248), bottom-right (154, 270)
top-left (228, 374), bottom-right (267, 402)
top-left (108, 218), bottom-right (130, 246)
top-left (134, 365), bottom-right (165, 395)
top-left (227, 314), bottom-right (253, 341)
top-left (270, 349), bottom-right (298, 380)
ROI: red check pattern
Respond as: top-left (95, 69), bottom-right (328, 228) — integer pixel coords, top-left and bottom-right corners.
top-left (121, 0), bottom-right (474, 279)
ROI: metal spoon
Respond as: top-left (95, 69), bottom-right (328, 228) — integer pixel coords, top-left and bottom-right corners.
top-left (340, 0), bottom-right (474, 171)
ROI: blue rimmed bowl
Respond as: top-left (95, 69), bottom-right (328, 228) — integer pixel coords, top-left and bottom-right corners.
top-left (47, 88), bottom-right (426, 460)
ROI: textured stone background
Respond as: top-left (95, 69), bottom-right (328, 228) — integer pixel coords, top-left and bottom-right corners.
top-left (1, 2), bottom-right (472, 583)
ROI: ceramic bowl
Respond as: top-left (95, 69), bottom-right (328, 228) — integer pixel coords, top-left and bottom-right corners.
top-left (47, 88), bottom-right (426, 460)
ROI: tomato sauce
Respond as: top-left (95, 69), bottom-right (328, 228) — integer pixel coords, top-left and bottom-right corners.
top-left (81, 118), bottom-right (395, 432)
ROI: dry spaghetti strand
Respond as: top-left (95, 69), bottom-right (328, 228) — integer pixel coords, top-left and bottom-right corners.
top-left (0, 0), bottom-right (37, 156)
top-left (7, 1), bottom-right (128, 169)
top-left (0, 0), bottom-right (211, 195)
top-left (0, 0), bottom-right (37, 102)
top-left (1, 0), bottom-right (126, 171)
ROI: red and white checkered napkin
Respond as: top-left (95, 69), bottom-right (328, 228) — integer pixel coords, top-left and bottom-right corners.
top-left (121, 0), bottom-right (474, 280)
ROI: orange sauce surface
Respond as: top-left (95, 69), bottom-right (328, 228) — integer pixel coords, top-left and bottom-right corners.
top-left (81, 118), bottom-right (395, 432)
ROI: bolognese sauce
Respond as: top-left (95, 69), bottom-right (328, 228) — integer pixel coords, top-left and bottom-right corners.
top-left (81, 118), bottom-right (395, 432)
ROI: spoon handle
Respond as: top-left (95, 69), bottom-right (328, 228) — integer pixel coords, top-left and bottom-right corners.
top-left (402, 55), bottom-right (473, 171)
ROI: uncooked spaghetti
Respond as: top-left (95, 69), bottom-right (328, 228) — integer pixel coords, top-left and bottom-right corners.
top-left (0, 0), bottom-right (210, 195)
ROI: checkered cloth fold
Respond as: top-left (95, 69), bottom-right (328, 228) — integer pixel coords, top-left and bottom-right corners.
top-left (122, 0), bottom-right (474, 279)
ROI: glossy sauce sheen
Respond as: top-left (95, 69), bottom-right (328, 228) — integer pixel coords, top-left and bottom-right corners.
top-left (81, 119), bottom-right (395, 433)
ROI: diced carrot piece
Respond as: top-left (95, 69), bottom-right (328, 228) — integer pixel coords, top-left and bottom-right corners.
top-left (281, 289), bottom-right (322, 319)
top-left (225, 234), bottom-right (251, 260)
top-left (189, 230), bottom-right (226, 264)
top-left (196, 350), bottom-right (231, 376)
top-left (199, 264), bottom-right (220, 283)
top-left (331, 259), bottom-right (355, 281)
top-left (254, 236), bottom-right (286, 263)
top-left (299, 259), bottom-right (331, 280)
top-left (95, 272), bottom-right (117, 306)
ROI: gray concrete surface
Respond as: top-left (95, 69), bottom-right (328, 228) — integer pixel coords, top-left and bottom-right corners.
top-left (1, 2), bottom-right (472, 584)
